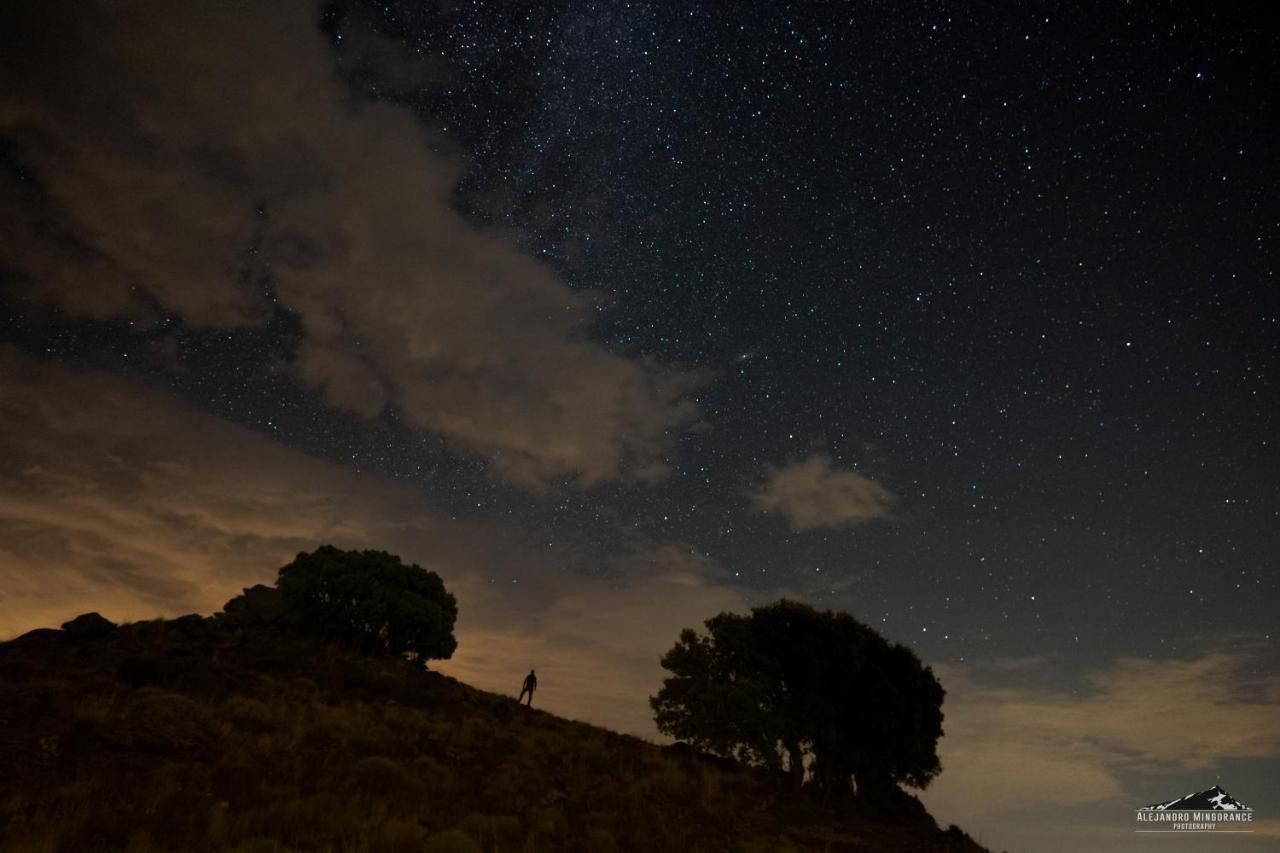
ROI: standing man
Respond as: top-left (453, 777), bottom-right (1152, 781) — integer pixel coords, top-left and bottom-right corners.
top-left (518, 669), bottom-right (537, 706)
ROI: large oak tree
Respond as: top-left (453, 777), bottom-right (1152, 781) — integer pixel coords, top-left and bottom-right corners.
top-left (651, 600), bottom-right (944, 799)
top-left (277, 546), bottom-right (457, 661)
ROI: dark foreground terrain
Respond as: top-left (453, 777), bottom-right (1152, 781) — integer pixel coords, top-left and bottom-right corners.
top-left (0, 590), bottom-right (992, 852)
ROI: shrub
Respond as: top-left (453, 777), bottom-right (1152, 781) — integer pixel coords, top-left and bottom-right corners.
top-left (223, 697), bottom-right (278, 733)
top-left (421, 828), bottom-right (482, 853)
top-left (459, 813), bottom-right (523, 851)
top-left (348, 756), bottom-right (424, 800)
top-left (372, 817), bottom-right (431, 853)
top-left (109, 688), bottom-right (216, 757)
top-left (412, 755), bottom-right (454, 794)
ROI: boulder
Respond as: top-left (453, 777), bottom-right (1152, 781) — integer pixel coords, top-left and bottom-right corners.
top-left (60, 612), bottom-right (117, 639)
top-left (171, 613), bottom-right (207, 632)
top-left (221, 585), bottom-right (288, 626)
top-left (7, 627), bottom-right (63, 647)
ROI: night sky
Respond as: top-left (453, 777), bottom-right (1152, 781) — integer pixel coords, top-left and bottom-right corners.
top-left (2, 2), bottom-right (1277, 850)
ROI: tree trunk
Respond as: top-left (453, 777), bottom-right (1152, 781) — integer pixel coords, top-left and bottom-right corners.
top-left (784, 740), bottom-right (805, 790)
top-left (852, 763), bottom-right (896, 807)
top-left (811, 752), bottom-right (854, 800)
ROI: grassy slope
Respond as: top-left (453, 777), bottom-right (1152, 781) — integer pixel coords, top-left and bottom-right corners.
top-left (0, 609), bottom-right (992, 853)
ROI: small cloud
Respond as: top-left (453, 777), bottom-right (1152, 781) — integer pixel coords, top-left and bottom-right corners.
top-left (749, 454), bottom-right (894, 530)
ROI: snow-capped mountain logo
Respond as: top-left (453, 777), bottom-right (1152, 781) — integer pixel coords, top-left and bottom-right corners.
top-left (1136, 785), bottom-right (1255, 833)
top-left (1147, 785), bottom-right (1248, 811)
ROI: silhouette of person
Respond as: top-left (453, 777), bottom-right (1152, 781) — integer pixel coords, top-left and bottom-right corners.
top-left (518, 669), bottom-right (537, 706)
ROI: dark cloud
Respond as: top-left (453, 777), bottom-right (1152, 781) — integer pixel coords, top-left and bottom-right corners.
top-left (0, 0), bottom-right (702, 489)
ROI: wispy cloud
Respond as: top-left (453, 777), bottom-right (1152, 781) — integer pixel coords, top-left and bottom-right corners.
top-left (923, 653), bottom-right (1280, 820)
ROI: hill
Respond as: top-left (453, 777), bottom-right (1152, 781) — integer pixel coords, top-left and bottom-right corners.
top-left (0, 587), bottom-right (993, 852)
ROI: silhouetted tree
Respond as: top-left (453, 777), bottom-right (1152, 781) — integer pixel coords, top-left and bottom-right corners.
top-left (277, 545), bottom-right (457, 661)
top-left (651, 600), bottom-right (943, 799)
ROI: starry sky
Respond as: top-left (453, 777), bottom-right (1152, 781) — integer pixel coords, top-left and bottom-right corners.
top-left (1, 2), bottom-right (1278, 850)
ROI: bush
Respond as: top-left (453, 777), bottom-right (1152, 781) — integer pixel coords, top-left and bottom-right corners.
top-left (108, 688), bottom-right (216, 757)
top-left (348, 756), bottom-right (425, 800)
top-left (413, 755), bottom-right (455, 794)
top-left (373, 817), bottom-right (432, 853)
top-left (459, 813), bottom-right (523, 851)
top-left (422, 828), bottom-right (482, 853)
top-left (277, 546), bottom-right (457, 660)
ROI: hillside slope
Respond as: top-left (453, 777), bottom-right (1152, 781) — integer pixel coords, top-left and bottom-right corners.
top-left (0, 591), bottom-right (993, 852)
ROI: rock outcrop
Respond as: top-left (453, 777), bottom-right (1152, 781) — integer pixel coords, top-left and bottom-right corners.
top-left (60, 612), bottom-right (117, 639)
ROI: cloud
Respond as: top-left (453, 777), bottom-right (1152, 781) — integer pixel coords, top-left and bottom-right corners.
top-left (922, 653), bottom-right (1280, 821)
top-left (0, 348), bottom-right (749, 739)
top-left (749, 454), bottom-right (894, 530)
top-left (0, 0), bottom-right (701, 489)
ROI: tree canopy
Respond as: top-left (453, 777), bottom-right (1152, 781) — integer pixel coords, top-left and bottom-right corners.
top-left (277, 545), bottom-right (457, 661)
top-left (650, 600), bottom-right (944, 799)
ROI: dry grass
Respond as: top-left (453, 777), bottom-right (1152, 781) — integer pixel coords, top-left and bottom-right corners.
top-left (0, 618), bottom-right (991, 852)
